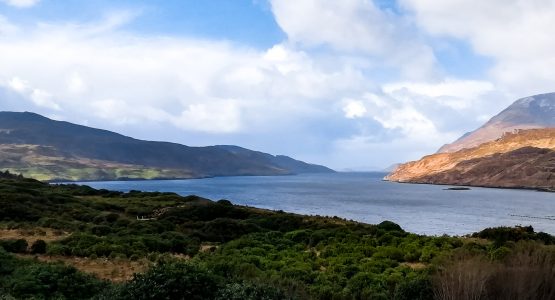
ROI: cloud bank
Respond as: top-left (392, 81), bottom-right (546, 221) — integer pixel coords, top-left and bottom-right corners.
top-left (0, 0), bottom-right (553, 169)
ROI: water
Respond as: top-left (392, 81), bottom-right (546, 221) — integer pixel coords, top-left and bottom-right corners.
top-left (75, 172), bottom-right (555, 236)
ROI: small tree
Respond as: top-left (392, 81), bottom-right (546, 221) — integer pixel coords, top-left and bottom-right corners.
top-left (103, 262), bottom-right (220, 300)
top-left (0, 239), bottom-right (28, 253)
top-left (30, 240), bottom-right (47, 254)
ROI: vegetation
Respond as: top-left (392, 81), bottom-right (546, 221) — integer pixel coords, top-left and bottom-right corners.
top-left (0, 112), bottom-right (332, 182)
top-left (0, 171), bottom-right (553, 299)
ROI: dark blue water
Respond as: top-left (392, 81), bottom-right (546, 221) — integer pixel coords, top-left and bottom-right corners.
top-left (76, 173), bottom-right (555, 235)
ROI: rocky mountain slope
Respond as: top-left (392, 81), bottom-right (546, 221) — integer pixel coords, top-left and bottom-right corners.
top-left (438, 92), bottom-right (555, 153)
top-left (0, 111), bottom-right (333, 181)
top-left (386, 128), bottom-right (555, 190)
top-left (386, 92), bottom-right (555, 190)
top-left (417, 146), bottom-right (554, 189)
top-left (387, 129), bottom-right (555, 181)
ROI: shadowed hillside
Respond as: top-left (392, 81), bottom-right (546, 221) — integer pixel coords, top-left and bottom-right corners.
top-left (0, 112), bottom-right (333, 181)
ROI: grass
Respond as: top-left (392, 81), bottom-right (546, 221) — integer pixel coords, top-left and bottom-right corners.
top-left (0, 228), bottom-right (69, 244)
top-left (5, 166), bottom-right (196, 182)
top-left (16, 254), bottom-right (151, 282)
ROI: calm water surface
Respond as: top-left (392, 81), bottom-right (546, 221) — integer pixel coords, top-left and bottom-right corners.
top-left (76, 173), bottom-right (555, 235)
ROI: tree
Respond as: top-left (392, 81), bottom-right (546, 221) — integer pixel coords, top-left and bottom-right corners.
top-left (102, 262), bottom-right (220, 300)
top-left (30, 240), bottom-right (47, 254)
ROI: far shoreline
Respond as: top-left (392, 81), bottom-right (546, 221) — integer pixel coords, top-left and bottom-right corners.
top-left (383, 178), bottom-right (555, 193)
top-left (49, 171), bottom-right (350, 185)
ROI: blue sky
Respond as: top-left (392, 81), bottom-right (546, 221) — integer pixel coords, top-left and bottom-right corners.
top-left (2, 0), bottom-right (284, 47)
top-left (0, 0), bottom-right (553, 169)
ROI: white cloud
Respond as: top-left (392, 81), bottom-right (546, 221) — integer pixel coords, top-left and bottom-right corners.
top-left (383, 79), bottom-right (495, 110)
top-left (89, 99), bottom-right (170, 125)
top-left (328, 77), bottom-right (499, 167)
top-left (1, 0), bottom-right (39, 8)
top-left (66, 72), bottom-right (87, 94)
top-left (361, 93), bottom-right (439, 137)
top-left (270, 0), bottom-right (439, 80)
top-left (342, 100), bottom-right (367, 119)
top-left (383, 79), bottom-right (494, 100)
top-left (174, 101), bottom-right (242, 133)
top-left (401, 0), bottom-right (555, 96)
top-left (30, 89), bottom-right (60, 110)
top-left (0, 17), bottom-right (368, 136)
top-left (4, 76), bottom-right (60, 110)
top-left (7, 76), bottom-right (27, 92)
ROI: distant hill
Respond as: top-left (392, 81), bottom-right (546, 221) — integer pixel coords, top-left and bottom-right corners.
top-left (0, 112), bottom-right (334, 181)
top-left (214, 145), bottom-right (332, 174)
top-left (438, 92), bottom-right (555, 153)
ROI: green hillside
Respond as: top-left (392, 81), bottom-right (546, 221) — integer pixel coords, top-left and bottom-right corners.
top-left (0, 112), bottom-right (334, 181)
top-left (0, 172), bottom-right (553, 299)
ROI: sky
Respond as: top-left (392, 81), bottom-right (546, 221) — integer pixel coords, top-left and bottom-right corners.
top-left (0, 0), bottom-right (554, 170)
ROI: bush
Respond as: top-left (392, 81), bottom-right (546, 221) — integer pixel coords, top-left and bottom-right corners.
top-left (0, 239), bottom-right (28, 253)
top-left (6, 263), bottom-right (106, 299)
top-left (216, 282), bottom-right (287, 300)
top-left (377, 221), bottom-right (404, 232)
top-left (30, 240), bottom-right (47, 254)
top-left (103, 262), bottom-right (220, 300)
top-left (489, 246), bottom-right (512, 261)
top-left (91, 225), bottom-right (112, 236)
top-left (394, 277), bottom-right (433, 300)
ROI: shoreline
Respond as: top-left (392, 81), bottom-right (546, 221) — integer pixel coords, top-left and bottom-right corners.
top-left (48, 171), bottom-right (343, 184)
top-left (383, 178), bottom-right (555, 193)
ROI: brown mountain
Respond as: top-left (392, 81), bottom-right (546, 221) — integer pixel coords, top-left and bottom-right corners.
top-left (438, 92), bottom-right (555, 153)
top-left (417, 146), bottom-right (554, 189)
top-left (385, 128), bottom-right (555, 190)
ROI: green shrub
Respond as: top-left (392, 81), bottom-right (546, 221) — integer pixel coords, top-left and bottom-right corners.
top-left (377, 221), bottom-right (404, 232)
top-left (216, 282), bottom-right (288, 300)
top-left (0, 239), bottom-right (28, 253)
top-left (30, 240), bottom-right (47, 254)
top-left (6, 263), bottom-right (106, 299)
top-left (393, 277), bottom-right (433, 300)
top-left (490, 246), bottom-right (512, 261)
top-left (101, 262), bottom-right (219, 300)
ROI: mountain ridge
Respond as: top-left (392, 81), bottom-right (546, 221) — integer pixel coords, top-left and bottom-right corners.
top-left (0, 111), bottom-right (334, 181)
top-left (386, 92), bottom-right (555, 190)
top-left (385, 128), bottom-right (555, 189)
top-left (438, 92), bottom-right (555, 153)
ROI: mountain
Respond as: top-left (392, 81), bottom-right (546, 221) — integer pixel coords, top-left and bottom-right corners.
top-left (214, 145), bottom-right (333, 174)
top-left (386, 128), bottom-right (555, 190)
top-left (386, 92), bottom-right (555, 190)
top-left (0, 111), bottom-right (334, 181)
top-left (417, 146), bottom-right (554, 189)
top-left (438, 92), bottom-right (555, 153)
